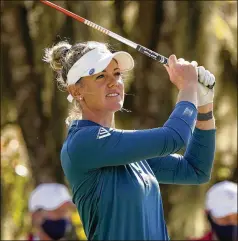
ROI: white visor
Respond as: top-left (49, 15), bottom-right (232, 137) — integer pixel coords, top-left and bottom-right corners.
top-left (205, 181), bottom-right (237, 218)
top-left (66, 48), bottom-right (134, 102)
top-left (28, 183), bottom-right (72, 212)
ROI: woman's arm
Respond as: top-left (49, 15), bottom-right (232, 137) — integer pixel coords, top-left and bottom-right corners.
top-left (65, 55), bottom-right (200, 170)
top-left (147, 103), bottom-right (216, 184)
top-left (66, 101), bottom-right (197, 169)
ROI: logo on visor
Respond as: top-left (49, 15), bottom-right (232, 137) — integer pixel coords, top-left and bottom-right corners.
top-left (89, 68), bottom-right (95, 75)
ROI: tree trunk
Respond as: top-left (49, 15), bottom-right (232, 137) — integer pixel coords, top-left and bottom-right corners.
top-left (1, 2), bottom-right (72, 185)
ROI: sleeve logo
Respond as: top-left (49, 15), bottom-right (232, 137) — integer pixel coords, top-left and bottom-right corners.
top-left (97, 127), bottom-right (111, 139)
top-left (183, 107), bottom-right (193, 117)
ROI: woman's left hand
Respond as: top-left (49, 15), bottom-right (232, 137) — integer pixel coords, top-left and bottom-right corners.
top-left (197, 66), bottom-right (215, 107)
top-left (171, 58), bottom-right (215, 107)
top-left (189, 60), bottom-right (215, 107)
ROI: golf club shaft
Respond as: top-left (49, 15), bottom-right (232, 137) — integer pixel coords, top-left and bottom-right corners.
top-left (40, 0), bottom-right (167, 65)
top-left (40, 0), bottom-right (215, 89)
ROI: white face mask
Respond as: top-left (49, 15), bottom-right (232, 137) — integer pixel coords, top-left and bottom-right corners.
top-left (66, 48), bottom-right (134, 102)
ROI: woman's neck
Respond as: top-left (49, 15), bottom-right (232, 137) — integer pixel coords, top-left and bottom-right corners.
top-left (82, 112), bottom-right (115, 128)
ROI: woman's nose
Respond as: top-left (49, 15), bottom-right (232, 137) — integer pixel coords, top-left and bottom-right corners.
top-left (107, 75), bottom-right (120, 88)
top-left (108, 82), bottom-right (118, 88)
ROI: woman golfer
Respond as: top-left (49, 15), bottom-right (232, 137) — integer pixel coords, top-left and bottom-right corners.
top-left (44, 41), bottom-right (216, 240)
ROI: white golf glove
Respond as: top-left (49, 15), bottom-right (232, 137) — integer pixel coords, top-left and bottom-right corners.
top-left (191, 61), bottom-right (215, 107)
top-left (197, 66), bottom-right (215, 106)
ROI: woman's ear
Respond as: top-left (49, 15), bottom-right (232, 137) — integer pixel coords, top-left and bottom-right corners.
top-left (75, 95), bottom-right (83, 101)
top-left (67, 85), bottom-right (82, 100)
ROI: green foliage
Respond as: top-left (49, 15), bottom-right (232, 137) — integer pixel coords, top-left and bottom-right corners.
top-left (1, 126), bottom-right (32, 239)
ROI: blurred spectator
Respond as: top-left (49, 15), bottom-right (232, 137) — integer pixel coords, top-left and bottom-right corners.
top-left (191, 181), bottom-right (237, 241)
top-left (28, 183), bottom-right (75, 240)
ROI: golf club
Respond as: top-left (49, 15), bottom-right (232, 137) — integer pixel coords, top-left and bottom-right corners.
top-left (40, 0), bottom-right (215, 89)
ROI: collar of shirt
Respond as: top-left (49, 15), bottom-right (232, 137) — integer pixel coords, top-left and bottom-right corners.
top-left (71, 120), bottom-right (100, 129)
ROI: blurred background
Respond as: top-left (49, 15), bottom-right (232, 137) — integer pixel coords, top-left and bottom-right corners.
top-left (1, 0), bottom-right (237, 240)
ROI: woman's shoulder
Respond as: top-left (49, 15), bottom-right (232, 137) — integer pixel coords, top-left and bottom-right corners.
top-left (63, 123), bottom-right (100, 153)
top-left (61, 124), bottom-right (103, 168)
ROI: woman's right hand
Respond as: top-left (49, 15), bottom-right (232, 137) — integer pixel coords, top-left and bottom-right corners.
top-left (164, 55), bottom-right (198, 91)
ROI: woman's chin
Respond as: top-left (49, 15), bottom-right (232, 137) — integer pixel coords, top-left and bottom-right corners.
top-left (106, 102), bottom-right (123, 112)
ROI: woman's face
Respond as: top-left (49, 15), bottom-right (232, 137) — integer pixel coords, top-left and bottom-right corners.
top-left (77, 59), bottom-right (124, 114)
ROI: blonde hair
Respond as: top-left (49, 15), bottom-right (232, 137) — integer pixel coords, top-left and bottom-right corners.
top-left (43, 40), bottom-right (112, 125)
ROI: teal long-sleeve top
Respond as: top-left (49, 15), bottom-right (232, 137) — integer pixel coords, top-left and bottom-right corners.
top-left (60, 101), bottom-right (216, 240)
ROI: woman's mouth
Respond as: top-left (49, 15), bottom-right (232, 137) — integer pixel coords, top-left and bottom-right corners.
top-left (106, 93), bottom-right (120, 97)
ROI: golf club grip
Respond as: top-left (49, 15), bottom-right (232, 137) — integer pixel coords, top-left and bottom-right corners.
top-left (136, 45), bottom-right (215, 89)
top-left (136, 45), bottom-right (168, 64)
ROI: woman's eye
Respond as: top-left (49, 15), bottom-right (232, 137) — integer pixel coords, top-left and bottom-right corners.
top-left (96, 74), bottom-right (105, 80)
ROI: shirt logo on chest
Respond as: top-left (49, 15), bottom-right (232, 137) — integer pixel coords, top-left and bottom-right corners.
top-left (97, 127), bottom-right (111, 139)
